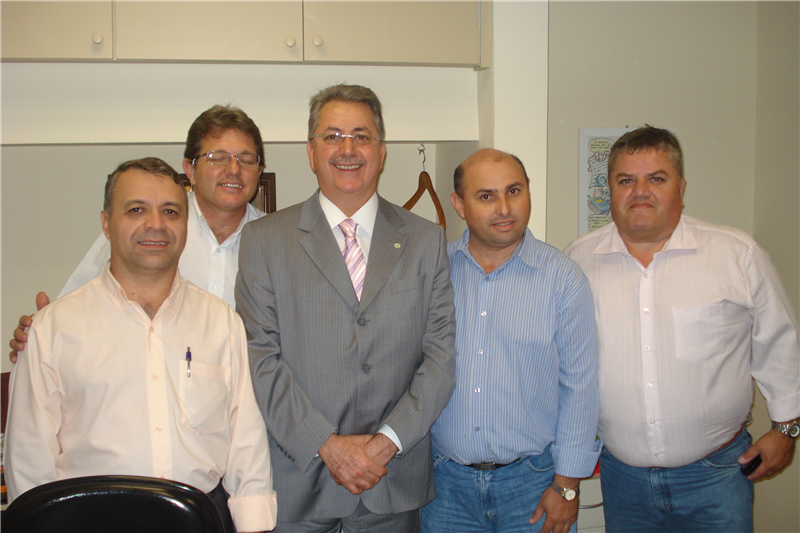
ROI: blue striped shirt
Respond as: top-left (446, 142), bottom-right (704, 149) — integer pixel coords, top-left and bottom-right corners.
top-left (431, 229), bottom-right (601, 478)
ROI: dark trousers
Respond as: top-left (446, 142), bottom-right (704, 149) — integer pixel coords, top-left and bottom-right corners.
top-left (207, 480), bottom-right (237, 533)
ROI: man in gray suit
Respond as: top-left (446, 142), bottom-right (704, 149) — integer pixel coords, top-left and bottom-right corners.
top-left (235, 84), bottom-right (457, 532)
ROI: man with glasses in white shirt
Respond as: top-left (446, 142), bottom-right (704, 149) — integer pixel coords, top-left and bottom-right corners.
top-left (564, 125), bottom-right (799, 532)
top-left (10, 105), bottom-right (266, 360)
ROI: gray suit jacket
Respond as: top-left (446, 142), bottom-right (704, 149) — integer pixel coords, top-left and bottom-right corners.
top-left (235, 192), bottom-right (456, 521)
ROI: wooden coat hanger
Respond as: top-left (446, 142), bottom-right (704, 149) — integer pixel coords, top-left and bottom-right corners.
top-left (403, 143), bottom-right (446, 230)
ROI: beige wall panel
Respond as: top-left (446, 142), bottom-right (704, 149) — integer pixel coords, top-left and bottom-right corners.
top-left (303, 1), bottom-right (479, 66)
top-left (115, 1), bottom-right (303, 61)
top-left (547, 1), bottom-right (758, 251)
top-left (1, 1), bottom-right (112, 60)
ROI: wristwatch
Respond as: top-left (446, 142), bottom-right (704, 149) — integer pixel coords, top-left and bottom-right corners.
top-left (772, 419), bottom-right (800, 439)
top-left (550, 480), bottom-right (579, 501)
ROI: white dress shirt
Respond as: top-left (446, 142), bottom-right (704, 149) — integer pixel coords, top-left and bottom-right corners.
top-left (565, 215), bottom-right (799, 468)
top-left (58, 192), bottom-right (265, 308)
top-left (7, 265), bottom-right (278, 532)
top-left (318, 190), bottom-right (402, 453)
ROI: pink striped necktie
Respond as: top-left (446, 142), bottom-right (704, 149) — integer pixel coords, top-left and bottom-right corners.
top-left (338, 219), bottom-right (365, 300)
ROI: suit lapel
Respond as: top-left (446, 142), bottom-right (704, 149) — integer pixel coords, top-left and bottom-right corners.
top-left (298, 193), bottom-right (361, 311)
top-left (360, 197), bottom-right (407, 311)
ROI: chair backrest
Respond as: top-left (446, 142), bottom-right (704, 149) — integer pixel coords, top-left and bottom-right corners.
top-left (2, 475), bottom-right (225, 533)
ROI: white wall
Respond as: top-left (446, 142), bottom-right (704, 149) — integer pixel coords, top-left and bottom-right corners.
top-left (2, 63), bottom-right (479, 144)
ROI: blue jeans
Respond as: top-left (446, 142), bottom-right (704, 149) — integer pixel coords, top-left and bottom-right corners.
top-left (421, 446), bottom-right (577, 533)
top-left (600, 429), bottom-right (754, 532)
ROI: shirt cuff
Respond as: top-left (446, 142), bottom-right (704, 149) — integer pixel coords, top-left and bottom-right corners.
top-left (552, 438), bottom-right (603, 479)
top-left (228, 492), bottom-right (278, 533)
top-left (378, 424), bottom-right (403, 454)
top-left (765, 391), bottom-right (800, 423)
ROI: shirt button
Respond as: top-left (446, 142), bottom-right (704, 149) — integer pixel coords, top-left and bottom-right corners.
top-left (485, 276), bottom-right (490, 281)
top-left (480, 311), bottom-right (487, 317)
top-left (216, 248), bottom-right (221, 253)
top-left (475, 427), bottom-right (480, 432)
top-left (156, 425), bottom-right (163, 432)
top-left (214, 284), bottom-right (220, 290)
top-left (357, 317), bottom-right (367, 326)
top-left (655, 452), bottom-right (660, 457)
top-left (647, 383), bottom-right (653, 389)
top-left (152, 374), bottom-right (159, 380)
top-left (644, 273), bottom-right (649, 278)
top-left (150, 326), bottom-right (155, 332)
top-left (650, 419), bottom-right (656, 424)
top-left (645, 345), bottom-right (651, 351)
top-left (478, 350), bottom-right (484, 355)
top-left (643, 308), bottom-right (650, 313)
top-left (362, 364), bottom-right (371, 373)
top-left (474, 387), bottom-right (481, 394)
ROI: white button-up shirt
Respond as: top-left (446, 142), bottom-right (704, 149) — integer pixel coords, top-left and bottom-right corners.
top-left (7, 265), bottom-right (277, 532)
top-left (565, 215), bottom-right (799, 468)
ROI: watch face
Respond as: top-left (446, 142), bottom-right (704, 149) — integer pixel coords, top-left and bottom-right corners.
top-left (790, 424), bottom-right (800, 438)
top-left (564, 489), bottom-right (576, 501)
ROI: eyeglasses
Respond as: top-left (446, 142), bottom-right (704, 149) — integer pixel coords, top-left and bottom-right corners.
top-left (311, 132), bottom-right (382, 146)
top-left (192, 150), bottom-right (261, 168)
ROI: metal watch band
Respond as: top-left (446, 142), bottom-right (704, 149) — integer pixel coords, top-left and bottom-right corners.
top-left (549, 480), bottom-right (579, 500)
top-left (772, 419), bottom-right (800, 439)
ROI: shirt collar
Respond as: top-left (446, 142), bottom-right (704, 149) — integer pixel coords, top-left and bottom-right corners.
top-left (592, 215), bottom-right (698, 256)
top-left (188, 191), bottom-right (262, 245)
top-left (318, 191), bottom-right (379, 237)
top-left (101, 261), bottom-right (185, 319)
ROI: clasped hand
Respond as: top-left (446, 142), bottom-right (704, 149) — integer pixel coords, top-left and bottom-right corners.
top-left (318, 433), bottom-right (397, 495)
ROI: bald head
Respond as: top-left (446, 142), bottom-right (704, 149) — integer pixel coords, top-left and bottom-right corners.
top-left (453, 149), bottom-right (529, 198)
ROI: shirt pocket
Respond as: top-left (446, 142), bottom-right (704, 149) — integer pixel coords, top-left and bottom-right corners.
top-left (178, 361), bottom-right (230, 434)
top-left (672, 301), bottom-right (750, 365)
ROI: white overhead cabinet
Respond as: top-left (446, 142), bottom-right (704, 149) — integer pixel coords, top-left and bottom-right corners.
top-left (114, 2), bottom-right (303, 62)
top-left (302, 1), bottom-right (480, 66)
top-left (1, 1), bottom-right (112, 60)
top-left (2, 1), bottom-right (481, 67)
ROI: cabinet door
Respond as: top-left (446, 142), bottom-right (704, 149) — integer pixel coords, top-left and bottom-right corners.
top-left (1, 1), bottom-right (112, 60)
top-left (303, 1), bottom-right (479, 66)
top-left (115, 2), bottom-right (302, 62)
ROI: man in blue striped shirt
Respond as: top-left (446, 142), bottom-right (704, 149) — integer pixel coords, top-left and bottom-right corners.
top-left (421, 149), bottom-right (600, 533)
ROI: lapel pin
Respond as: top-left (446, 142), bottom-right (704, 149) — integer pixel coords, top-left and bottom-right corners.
top-left (394, 243), bottom-right (401, 249)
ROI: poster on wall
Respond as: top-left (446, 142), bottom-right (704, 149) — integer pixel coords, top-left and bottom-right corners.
top-left (578, 128), bottom-right (632, 235)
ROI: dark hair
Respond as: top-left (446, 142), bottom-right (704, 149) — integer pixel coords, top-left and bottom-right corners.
top-left (105, 157), bottom-right (185, 212)
top-left (184, 104), bottom-right (265, 165)
top-left (308, 84), bottom-right (385, 141)
top-left (608, 125), bottom-right (684, 178)
top-left (453, 151), bottom-right (529, 197)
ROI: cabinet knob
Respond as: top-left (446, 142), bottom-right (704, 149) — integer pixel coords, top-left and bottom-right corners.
top-left (91, 33), bottom-right (104, 45)
top-left (312, 35), bottom-right (324, 47)
top-left (285, 36), bottom-right (296, 48)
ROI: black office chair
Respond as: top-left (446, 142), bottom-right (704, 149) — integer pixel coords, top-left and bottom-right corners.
top-left (2, 475), bottom-right (226, 533)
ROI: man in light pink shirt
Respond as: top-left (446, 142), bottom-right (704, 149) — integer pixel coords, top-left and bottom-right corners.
top-left (6, 158), bottom-right (277, 533)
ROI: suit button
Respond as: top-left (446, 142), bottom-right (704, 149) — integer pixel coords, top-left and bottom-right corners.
top-left (362, 364), bottom-right (371, 373)
top-left (357, 317), bottom-right (367, 326)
